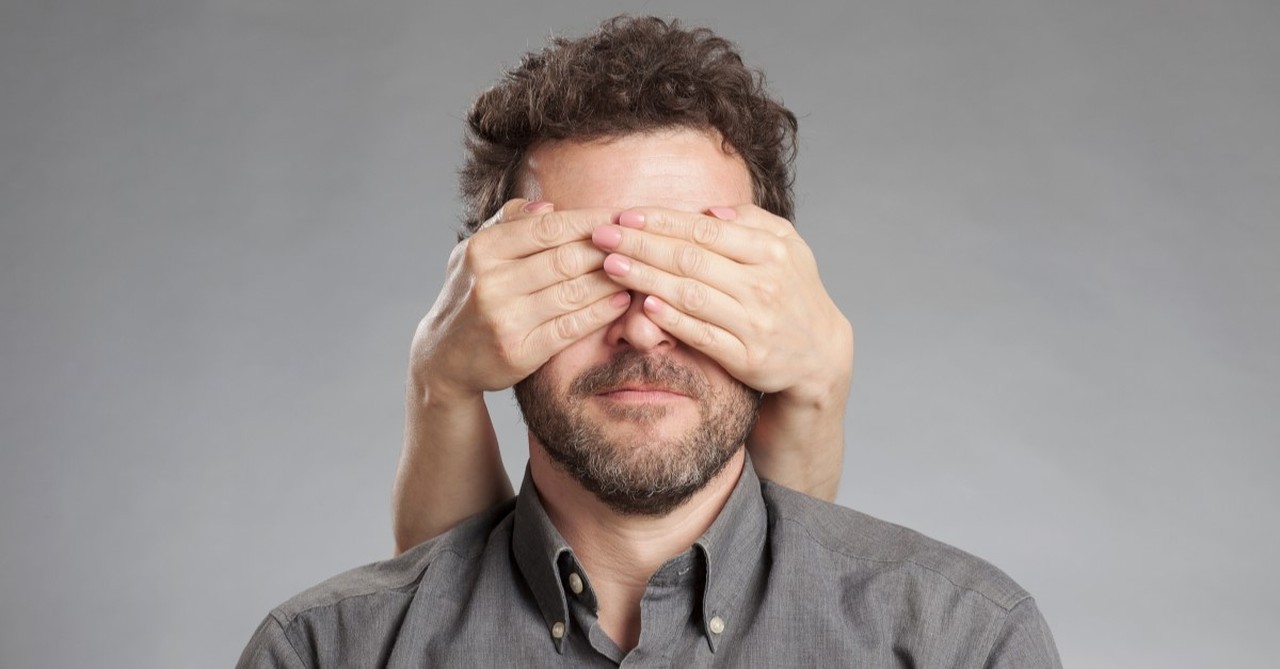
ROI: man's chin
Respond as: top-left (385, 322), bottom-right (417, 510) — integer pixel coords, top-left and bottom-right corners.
top-left (587, 392), bottom-right (699, 425)
top-left (545, 438), bottom-right (743, 517)
top-left (515, 354), bottom-right (760, 516)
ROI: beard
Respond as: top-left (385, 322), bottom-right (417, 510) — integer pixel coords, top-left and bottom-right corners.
top-left (514, 351), bottom-right (761, 516)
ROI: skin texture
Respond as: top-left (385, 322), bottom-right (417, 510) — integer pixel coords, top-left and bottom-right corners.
top-left (393, 130), bottom-right (854, 578)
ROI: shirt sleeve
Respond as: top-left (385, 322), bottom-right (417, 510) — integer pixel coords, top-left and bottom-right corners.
top-left (236, 614), bottom-right (310, 669)
top-left (984, 597), bottom-right (1063, 669)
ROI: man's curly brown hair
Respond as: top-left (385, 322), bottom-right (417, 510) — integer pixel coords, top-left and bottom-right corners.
top-left (458, 15), bottom-right (798, 239)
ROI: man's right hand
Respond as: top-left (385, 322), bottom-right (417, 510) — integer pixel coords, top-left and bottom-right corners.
top-left (408, 199), bottom-right (632, 403)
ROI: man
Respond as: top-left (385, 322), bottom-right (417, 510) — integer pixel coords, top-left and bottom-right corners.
top-left (238, 16), bottom-right (1061, 668)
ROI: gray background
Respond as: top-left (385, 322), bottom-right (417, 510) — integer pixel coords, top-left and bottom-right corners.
top-left (1, 0), bottom-right (1276, 667)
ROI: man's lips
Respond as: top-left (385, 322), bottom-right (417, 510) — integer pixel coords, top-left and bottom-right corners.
top-left (595, 384), bottom-right (691, 401)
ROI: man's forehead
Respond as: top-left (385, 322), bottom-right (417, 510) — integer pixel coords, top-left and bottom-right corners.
top-left (518, 129), bottom-right (753, 212)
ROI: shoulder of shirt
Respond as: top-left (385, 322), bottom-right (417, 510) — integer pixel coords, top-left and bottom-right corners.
top-left (760, 480), bottom-right (1031, 612)
top-left (265, 497), bottom-right (517, 627)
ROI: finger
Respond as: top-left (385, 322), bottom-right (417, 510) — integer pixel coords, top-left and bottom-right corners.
top-left (612, 207), bottom-right (788, 264)
top-left (600, 253), bottom-right (751, 336)
top-left (699, 204), bottom-right (797, 239)
top-left (722, 203), bottom-right (798, 238)
top-left (523, 290), bottom-right (633, 357)
top-left (479, 198), bottom-right (531, 229)
top-left (479, 206), bottom-right (620, 260)
top-left (640, 295), bottom-right (749, 373)
top-left (489, 240), bottom-right (608, 294)
top-left (593, 224), bottom-right (748, 294)
top-left (523, 270), bottom-right (624, 325)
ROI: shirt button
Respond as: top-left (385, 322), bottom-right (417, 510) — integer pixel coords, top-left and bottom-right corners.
top-left (568, 572), bottom-right (584, 595)
top-left (708, 616), bottom-right (726, 635)
top-left (551, 621), bottom-right (565, 639)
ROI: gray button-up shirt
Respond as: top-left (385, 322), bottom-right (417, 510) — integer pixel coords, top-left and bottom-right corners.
top-left (238, 460), bottom-right (1061, 667)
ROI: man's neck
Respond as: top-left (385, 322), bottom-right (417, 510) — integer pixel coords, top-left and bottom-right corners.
top-left (527, 441), bottom-right (745, 652)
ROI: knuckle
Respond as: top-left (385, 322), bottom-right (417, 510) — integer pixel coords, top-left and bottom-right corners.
top-left (690, 320), bottom-right (717, 348)
top-left (692, 217), bottom-right (721, 246)
top-left (479, 206), bottom-right (506, 230)
top-left (531, 211), bottom-right (568, 247)
top-left (551, 243), bottom-right (581, 279)
top-left (676, 281), bottom-right (709, 313)
top-left (476, 305), bottom-right (507, 336)
top-left (753, 277), bottom-right (781, 302)
top-left (553, 312), bottom-right (582, 342)
top-left (745, 347), bottom-right (771, 373)
top-left (753, 313), bottom-right (777, 340)
top-left (458, 236), bottom-right (483, 267)
top-left (447, 239), bottom-right (470, 270)
top-left (641, 209), bottom-right (667, 232)
top-left (501, 198), bottom-right (528, 218)
top-left (470, 279), bottom-right (495, 309)
top-left (626, 231), bottom-right (648, 258)
top-left (557, 277), bottom-right (588, 307)
top-left (493, 335), bottom-right (521, 367)
top-left (462, 234), bottom-right (502, 272)
top-left (658, 303), bottom-right (682, 328)
top-left (762, 238), bottom-right (788, 263)
top-left (676, 245), bottom-right (704, 276)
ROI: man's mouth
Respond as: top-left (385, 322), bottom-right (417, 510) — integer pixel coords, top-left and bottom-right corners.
top-left (596, 383), bottom-right (690, 401)
top-left (571, 352), bottom-right (707, 403)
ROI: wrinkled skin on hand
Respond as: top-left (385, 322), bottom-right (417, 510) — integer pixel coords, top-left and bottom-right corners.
top-left (409, 199), bottom-right (632, 403)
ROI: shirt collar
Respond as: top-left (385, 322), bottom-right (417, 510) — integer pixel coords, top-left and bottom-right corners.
top-left (511, 467), bottom-right (576, 653)
top-left (692, 456), bottom-right (768, 652)
top-left (511, 456), bottom-right (768, 654)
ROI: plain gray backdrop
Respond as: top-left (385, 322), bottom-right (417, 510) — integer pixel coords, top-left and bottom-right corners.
top-left (2, 1), bottom-right (1276, 667)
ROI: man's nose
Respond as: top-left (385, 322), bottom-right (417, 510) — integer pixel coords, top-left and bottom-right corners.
top-left (605, 292), bottom-right (676, 352)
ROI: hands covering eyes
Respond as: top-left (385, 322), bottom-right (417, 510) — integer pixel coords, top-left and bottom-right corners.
top-left (410, 198), bottom-right (852, 412)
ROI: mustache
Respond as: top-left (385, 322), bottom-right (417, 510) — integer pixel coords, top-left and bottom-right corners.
top-left (570, 352), bottom-right (707, 397)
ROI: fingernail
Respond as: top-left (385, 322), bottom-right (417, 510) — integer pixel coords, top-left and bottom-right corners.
top-left (610, 291), bottom-right (632, 308)
top-left (643, 295), bottom-right (664, 313)
top-left (603, 254), bottom-right (632, 276)
top-left (618, 211), bottom-right (646, 228)
top-left (707, 206), bottom-right (737, 221)
top-left (592, 225), bottom-right (623, 248)
top-left (521, 200), bottom-right (552, 213)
